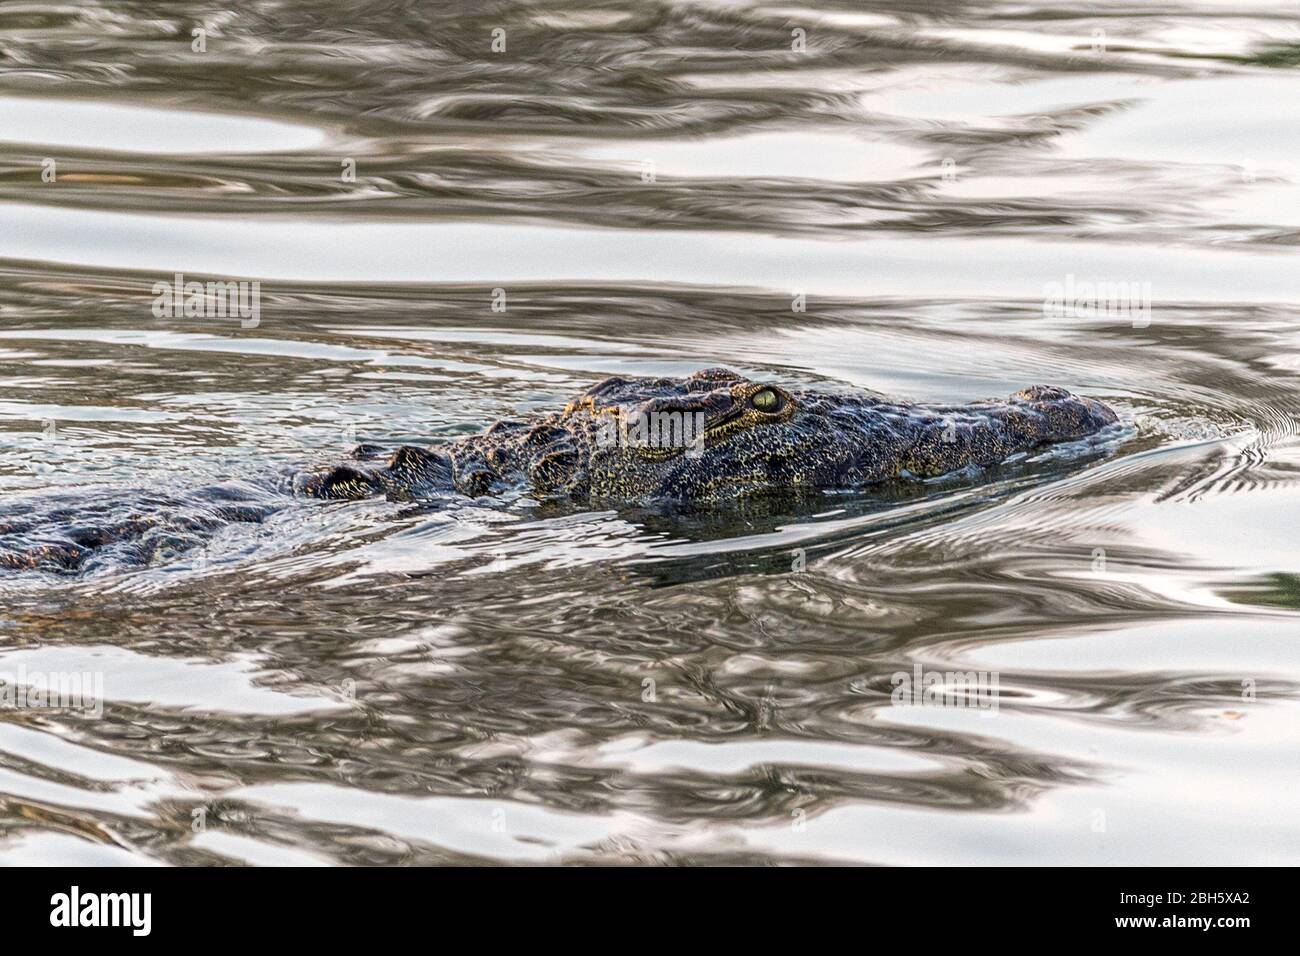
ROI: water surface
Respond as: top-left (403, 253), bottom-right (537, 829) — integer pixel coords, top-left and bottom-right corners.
top-left (1, 0), bottom-right (1299, 865)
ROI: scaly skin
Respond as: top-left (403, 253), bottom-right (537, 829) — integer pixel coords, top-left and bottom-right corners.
top-left (296, 367), bottom-right (1118, 504)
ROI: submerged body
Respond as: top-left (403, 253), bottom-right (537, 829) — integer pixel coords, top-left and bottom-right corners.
top-left (2, 369), bottom-right (1116, 573)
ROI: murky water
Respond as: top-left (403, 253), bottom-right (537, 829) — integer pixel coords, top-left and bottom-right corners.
top-left (2, 1), bottom-right (1299, 865)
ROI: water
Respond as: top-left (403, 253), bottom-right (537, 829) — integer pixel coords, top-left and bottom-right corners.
top-left (1, 1), bottom-right (1299, 865)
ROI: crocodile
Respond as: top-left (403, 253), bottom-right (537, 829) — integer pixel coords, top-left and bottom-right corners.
top-left (1, 368), bottom-right (1117, 573)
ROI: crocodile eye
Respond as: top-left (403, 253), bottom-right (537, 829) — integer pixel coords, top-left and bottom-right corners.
top-left (751, 389), bottom-right (781, 413)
